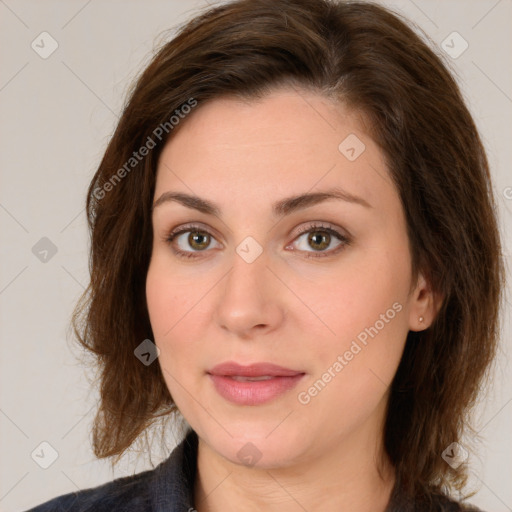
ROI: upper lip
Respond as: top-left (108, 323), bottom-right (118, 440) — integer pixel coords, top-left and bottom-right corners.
top-left (208, 361), bottom-right (304, 377)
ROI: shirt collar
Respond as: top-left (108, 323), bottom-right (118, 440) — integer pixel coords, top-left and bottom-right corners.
top-left (150, 428), bottom-right (198, 512)
top-left (146, 428), bottom-right (441, 512)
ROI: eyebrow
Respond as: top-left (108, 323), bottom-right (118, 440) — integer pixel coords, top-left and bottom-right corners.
top-left (151, 186), bottom-right (372, 217)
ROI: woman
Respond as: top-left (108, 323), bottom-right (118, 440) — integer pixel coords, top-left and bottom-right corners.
top-left (25, 0), bottom-right (504, 510)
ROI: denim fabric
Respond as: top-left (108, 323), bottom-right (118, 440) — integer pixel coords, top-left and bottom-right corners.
top-left (24, 429), bottom-right (198, 512)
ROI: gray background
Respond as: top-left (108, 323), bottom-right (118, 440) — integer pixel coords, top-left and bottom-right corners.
top-left (1, 0), bottom-right (511, 510)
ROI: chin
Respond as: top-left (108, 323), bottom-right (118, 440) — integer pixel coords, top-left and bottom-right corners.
top-left (201, 419), bottom-right (309, 469)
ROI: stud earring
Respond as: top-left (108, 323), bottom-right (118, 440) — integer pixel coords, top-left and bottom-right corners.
top-left (419, 316), bottom-right (424, 323)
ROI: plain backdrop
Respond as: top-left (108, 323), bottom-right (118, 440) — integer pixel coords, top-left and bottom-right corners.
top-left (1, 1), bottom-right (511, 511)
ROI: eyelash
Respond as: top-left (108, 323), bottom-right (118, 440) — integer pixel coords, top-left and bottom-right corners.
top-left (164, 222), bottom-right (351, 260)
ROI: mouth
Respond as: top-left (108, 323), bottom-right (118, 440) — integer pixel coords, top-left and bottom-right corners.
top-left (228, 375), bottom-right (275, 382)
top-left (207, 361), bottom-right (305, 405)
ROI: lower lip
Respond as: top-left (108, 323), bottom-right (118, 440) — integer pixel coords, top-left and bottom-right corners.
top-left (208, 374), bottom-right (305, 405)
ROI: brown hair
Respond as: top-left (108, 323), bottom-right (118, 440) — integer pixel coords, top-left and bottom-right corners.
top-left (72, 0), bottom-right (504, 506)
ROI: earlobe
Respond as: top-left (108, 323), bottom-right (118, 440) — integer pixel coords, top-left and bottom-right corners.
top-left (410, 315), bottom-right (428, 332)
top-left (408, 273), bottom-right (441, 332)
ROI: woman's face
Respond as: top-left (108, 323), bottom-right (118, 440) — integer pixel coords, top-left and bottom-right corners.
top-left (146, 86), bottom-right (431, 469)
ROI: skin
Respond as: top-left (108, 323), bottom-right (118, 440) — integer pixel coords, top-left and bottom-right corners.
top-left (145, 86), bottom-right (437, 512)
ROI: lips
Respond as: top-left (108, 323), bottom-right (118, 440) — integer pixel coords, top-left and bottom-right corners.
top-left (208, 361), bottom-right (303, 378)
top-left (207, 361), bottom-right (305, 405)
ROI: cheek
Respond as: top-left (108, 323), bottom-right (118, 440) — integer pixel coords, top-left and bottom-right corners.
top-left (145, 255), bottom-right (210, 380)
top-left (297, 239), bottom-right (411, 393)
top-left (301, 248), bottom-right (409, 345)
top-left (295, 267), bottom-right (408, 436)
top-left (145, 265), bottom-right (174, 338)
top-left (146, 252), bottom-right (201, 338)
top-left (146, 262), bottom-right (191, 403)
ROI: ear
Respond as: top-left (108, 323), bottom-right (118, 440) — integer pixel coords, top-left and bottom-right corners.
top-left (408, 272), bottom-right (443, 332)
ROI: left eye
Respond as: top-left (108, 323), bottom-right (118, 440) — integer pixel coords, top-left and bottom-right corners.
top-left (165, 223), bottom-right (350, 259)
top-left (289, 224), bottom-right (350, 258)
top-left (296, 227), bottom-right (348, 256)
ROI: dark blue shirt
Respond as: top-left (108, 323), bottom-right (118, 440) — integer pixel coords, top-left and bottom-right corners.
top-left (24, 428), bottom-right (483, 511)
top-left (24, 429), bottom-right (198, 512)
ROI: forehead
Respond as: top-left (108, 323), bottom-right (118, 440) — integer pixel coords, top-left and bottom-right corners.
top-left (154, 87), bottom-right (393, 211)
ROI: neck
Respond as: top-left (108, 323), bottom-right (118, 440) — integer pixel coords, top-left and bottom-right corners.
top-left (193, 427), bottom-right (396, 512)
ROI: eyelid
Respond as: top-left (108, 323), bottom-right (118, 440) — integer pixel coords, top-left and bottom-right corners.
top-left (164, 221), bottom-right (351, 259)
top-left (287, 222), bottom-right (351, 258)
top-left (165, 221), bottom-right (349, 241)
top-left (292, 221), bottom-right (350, 240)
top-left (166, 222), bottom-right (223, 243)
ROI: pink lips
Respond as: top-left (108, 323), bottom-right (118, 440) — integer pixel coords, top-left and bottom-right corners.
top-left (208, 362), bottom-right (305, 406)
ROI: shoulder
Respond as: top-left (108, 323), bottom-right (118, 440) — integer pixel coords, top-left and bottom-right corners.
top-left (22, 467), bottom-right (155, 512)
top-left (428, 491), bottom-right (486, 512)
top-left (388, 482), bottom-right (487, 512)
top-left (23, 429), bottom-right (199, 512)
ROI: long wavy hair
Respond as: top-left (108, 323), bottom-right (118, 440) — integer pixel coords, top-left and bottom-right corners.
top-left (71, 0), bottom-right (504, 505)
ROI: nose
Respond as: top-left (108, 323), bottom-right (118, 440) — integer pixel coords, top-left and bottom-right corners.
top-left (213, 248), bottom-right (286, 340)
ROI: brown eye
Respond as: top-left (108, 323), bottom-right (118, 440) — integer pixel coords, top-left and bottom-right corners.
top-left (165, 225), bottom-right (221, 259)
top-left (307, 231), bottom-right (331, 251)
top-left (291, 223), bottom-right (351, 258)
top-left (187, 231), bottom-right (211, 251)
top-left (165, 222), bottom-right (350, 261)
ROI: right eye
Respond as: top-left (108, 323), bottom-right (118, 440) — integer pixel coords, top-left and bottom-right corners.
top-left (165, 224), bottom-right (222, 259)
